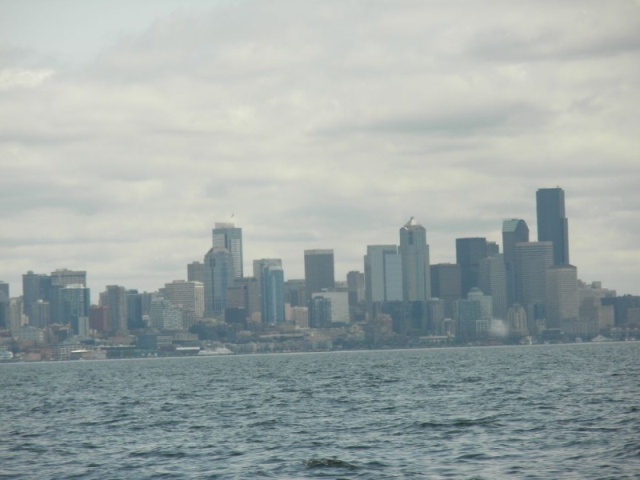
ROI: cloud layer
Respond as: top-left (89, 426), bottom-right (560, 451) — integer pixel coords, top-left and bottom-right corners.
top-left (1, 0), bottom-right (639, 299)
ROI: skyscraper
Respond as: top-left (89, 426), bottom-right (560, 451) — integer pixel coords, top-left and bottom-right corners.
top-left (103, 285), bottom-right (128, 335)
top-left (430, 263), bottom-right (462, 319)
top-left (546, 264), bottom-right (578, 329)
top-left (304, 249), bottom-right (335, 301)
top-left (514, 241), bottom-right (554, 309)
top-left (212, 223), bottom-right (243, 278)
top-left (502, 219), bottom-right (529, 306)
top-left (456, 237), bottom-right (488, 296)
top-left (364, 245), bottom-right (403, 303)
top-left (261, 264), bottom-right (285, 325)
top-left (536, 187), bottom-right (569, 265)
top-left (478, 254), bottom-right (508, 319)
top-left (399, 218), bottom-right (430, 302)
top-left (203, 247), bottom-right (234, 318)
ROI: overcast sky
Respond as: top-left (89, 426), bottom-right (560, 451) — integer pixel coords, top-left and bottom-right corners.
top-left (1, 0), bottom-right (639, 301)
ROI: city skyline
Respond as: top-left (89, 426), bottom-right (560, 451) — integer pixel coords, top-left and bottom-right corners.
top-left (1, 1), bottom-right (639, 298)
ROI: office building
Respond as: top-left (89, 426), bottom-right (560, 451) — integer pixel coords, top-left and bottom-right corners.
top-left (430, 263), bottom-right (462, 319)
top-left (399, 218), bottom-right (430, 302)
top-left (284, 279), bottom-right (306, 307)
top-left (102, 285), bottom-right (128, 335)
top-left (502, 219), bottom-right (530, 306)
top-left (187, 261), bottom-right (205, 284)
top-left (212, 223), bottom-right (243, 277)
top-left (225, 276), bottom-right (260, 322)
top-left (546, 265), bottom-right (578, 330)
top-left (364, 245), bottom-right (403, 303)
top-left (261, 264), bottom-right (285, 325)
top-left (162, 280), bottom-right (205, 319)
top-left (514, 241), bottom-right (554, 309)
top-left (304, 249), bottom-right (335, 301)
top-left (346, 271), bottom-right (365, 306)
top-left (536, 187), bottom-right (569, 265)
top-left (456, 237), bottom-right (488, 296)
top-left (50, 269), bottom-right (87, 287)
top-left (59, 284), bottom-right (90, 335)
top-left (478, 254), bottom-right (508, 319)
top-left (203, 247), bottom-right (234, 318)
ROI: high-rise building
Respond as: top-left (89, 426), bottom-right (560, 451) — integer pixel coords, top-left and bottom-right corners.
top-left (102, 285), bottom-right (128, 335)
top-left (546, 265), bottom-right (578, 329)
top-left (0, 281), bottom-right (9, 330)
top-left (187, 261), bottom-right (205, 284)
top-left (162, 280), bottom-right (205, 319)
top-left (304, 249), bottom-right (335, 301)
top-left (22, 271), bottom-right (51, 321)
top-left (284, 279), bottom-right (306, 307)
top-left (399, 218), bottom-right (430, 302)
top-left (50, 269), bottom-right (87, 287)
top-left (346, 271), bottom-right (365, 306)
top-left (203, 247), bottom-right (234, 318)
top-left (261, 265), bottom-right (285, 325)
top-left (225, 276), bottom-right (260, 322)
top-left (456, 237), bottom-right (488, 296)
top-left (126, 290), bottom-right (144, 330)
top-left (478, 254), bottom-right (508, 320)
top-left (536, 187), bottom-right (569, 265)
top-left (59, 284), bottom-right (90, 335)
top-left (364, 245), bottom-right (402, 303)
top-left (514, 241), bottom-right (554, 310)
top-left (212, 223), bottom-right (243, 278)
top-left (430, 263), bottom-right (461, 319)
top-left (502, 219), bottom-right (529, 306)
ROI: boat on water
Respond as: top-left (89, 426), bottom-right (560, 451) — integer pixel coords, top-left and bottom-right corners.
top-left (198, 347), bottom-right (232, 356)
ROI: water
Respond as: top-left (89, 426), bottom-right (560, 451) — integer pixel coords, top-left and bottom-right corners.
top-left (1, 343), bottom-right (639, 479)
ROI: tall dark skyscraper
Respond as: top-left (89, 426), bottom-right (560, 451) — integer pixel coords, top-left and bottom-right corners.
top-left (502, 219), bottom-right (530, 306)
top-left (304, 249), bottom-right (335, 301)
top-left (536, 187), bottom-right (569, 265)
top-left (456, 237), bottom-right (488, 296)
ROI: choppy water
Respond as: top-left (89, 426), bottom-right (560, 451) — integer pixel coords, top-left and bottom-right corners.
top-left (1, 343), bottom-right (639, 479)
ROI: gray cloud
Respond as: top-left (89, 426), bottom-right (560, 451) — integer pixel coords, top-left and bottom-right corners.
top-left (1, 0), bottom-right (639, 298)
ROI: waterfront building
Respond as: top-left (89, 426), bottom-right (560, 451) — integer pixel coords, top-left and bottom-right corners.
top-left (304, 249), bottom-right (335, 301)
top-left (212, 223), bottom-right (243, 278)
top-left (507, 304), bottom-right (529, 337)
top-left (399, 218), bottom-right (430, 302)
top-left (536, 187), bottom-right (569, 265)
